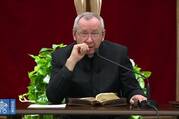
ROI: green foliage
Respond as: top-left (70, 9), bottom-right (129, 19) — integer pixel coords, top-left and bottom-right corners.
top-left (19, 44), bottom-right (66, 104)
top-left (133, 65), bottom-right (152, 95)
top-left (130, 64), bottom-right (152, 119)
top-left (24, 115), bottom-right (53, 119)
top-left (129, 115), bottom-right (143, 119)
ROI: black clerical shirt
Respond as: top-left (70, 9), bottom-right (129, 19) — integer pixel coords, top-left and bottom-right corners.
top-left (46, 40), bottom-right (144, 104)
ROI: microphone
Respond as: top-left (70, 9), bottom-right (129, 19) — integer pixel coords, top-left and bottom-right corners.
top-left (95, 49), bottom-right (150, 99)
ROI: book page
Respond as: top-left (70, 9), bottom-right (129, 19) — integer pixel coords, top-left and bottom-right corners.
top-left (67, 97), bottom-right (99, 106)
top-left (95, 92), bottom-right (120, 103)
top-left (28, 104), bottom-right (66, 108)
top-left (79, 97), bottom-right (96, 102)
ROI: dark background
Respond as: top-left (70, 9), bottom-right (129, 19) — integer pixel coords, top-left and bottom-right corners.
top-left (1, 0), bottom-right (176, 105)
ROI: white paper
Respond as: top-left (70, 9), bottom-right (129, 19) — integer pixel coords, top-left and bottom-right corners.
top-left (28, 104), bottom-right (66, 108)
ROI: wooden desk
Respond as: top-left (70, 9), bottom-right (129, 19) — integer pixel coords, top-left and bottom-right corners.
top-left (15, 103), bottom-right (179, 116)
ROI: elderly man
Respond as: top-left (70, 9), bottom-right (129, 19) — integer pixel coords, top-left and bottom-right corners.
top-left (47, 12), bottom-right (147, 119)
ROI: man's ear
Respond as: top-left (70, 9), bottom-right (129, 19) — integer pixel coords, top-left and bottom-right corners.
top-left (73, 31), bottom-right (77, 41)
top-left (101, 30), bottom-right (106, 41)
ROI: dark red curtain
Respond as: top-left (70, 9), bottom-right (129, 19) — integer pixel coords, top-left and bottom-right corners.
top-left (1, 0), bottom-right (176, 105)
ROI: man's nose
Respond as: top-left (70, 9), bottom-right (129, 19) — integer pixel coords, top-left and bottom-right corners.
top-left (86, 34), bottom-right (93, 42)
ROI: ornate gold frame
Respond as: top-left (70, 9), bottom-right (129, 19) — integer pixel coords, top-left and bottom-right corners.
top-left (74, 0), bottom-right (102, 15)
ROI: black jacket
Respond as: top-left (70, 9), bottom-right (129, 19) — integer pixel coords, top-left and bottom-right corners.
top-left (46, 40), bottom-right (144, 104)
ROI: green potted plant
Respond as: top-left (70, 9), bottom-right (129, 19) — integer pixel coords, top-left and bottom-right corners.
top-left (19, 44), bottom-right (66, 119)
top-left (129, 59), bottom-right (152, 119)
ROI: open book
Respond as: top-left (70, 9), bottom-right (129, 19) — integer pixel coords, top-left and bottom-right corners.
top-left (67, 92), bottom-right (127, 106)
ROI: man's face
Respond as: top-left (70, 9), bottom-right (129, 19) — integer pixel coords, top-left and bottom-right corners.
top-left (73, 17), bottom-right (105, 56)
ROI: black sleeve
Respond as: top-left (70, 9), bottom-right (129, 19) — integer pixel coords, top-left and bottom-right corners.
top-left (119, 48), bottom-right (145, 101)
top-left (46, 50), bottom-right (72, 104)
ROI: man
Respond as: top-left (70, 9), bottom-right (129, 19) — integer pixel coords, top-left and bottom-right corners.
top-left (46, 12), bottom-right (147, 119)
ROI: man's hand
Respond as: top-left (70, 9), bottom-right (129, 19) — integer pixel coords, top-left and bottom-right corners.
top-left (130, 94), bottom-right (147, 105)
top-left (65, 43), bottom-right (89, 71)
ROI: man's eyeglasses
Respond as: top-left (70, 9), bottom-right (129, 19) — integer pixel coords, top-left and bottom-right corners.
top-left (77, 32), bottom-right (102, 39)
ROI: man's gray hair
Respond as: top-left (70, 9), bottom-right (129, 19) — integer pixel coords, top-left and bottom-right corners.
top-left (73, 12), bottom-right (105, 32)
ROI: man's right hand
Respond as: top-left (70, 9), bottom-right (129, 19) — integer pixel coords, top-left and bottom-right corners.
top-left (65, 43), bottom-right (89, 71)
